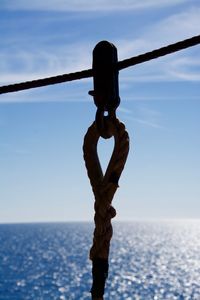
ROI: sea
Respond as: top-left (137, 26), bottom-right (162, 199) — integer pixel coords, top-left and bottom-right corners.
top-left (0, 221), bottom-right (200, 300)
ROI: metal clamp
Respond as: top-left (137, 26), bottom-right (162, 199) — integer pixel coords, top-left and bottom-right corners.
top-left (89, 41), bottom-right (120, 138)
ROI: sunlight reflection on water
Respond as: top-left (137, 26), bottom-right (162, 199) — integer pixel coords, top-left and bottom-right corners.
top-left (0, 220), bottom-right (200, 299)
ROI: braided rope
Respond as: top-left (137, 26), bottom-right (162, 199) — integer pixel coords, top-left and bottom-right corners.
top-left (83, 117), bottom-right (129, 260)
top-left (1, 35), bottom-right (200, 95)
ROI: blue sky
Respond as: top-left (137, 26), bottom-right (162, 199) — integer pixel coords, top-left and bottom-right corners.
top-left (0, 0), bottom-right (200, 223)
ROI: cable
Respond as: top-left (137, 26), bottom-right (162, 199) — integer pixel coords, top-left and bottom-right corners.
top-left (0, 35), bottom-right (200, 95)
top-left (0, 69), bottom-right (93, 95)
top-left (117, 35), bottom-right (200, 70)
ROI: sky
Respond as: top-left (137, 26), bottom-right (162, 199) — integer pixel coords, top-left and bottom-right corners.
top-left (0, 0), bottom-right (200, 223)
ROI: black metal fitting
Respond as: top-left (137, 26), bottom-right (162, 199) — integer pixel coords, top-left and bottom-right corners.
top-left (89, 40), bottom-right (120, 112)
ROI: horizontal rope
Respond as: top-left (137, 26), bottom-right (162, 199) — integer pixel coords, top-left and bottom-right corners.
top-left (0, 69), bottom-right (93, 95)
top-left (117, 34), bottom-right (200, 70)
top-left (0, 34), bottom-right (200, 95)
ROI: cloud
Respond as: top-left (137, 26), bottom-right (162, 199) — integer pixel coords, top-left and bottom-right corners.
top-left (0, 40), bottom-right (93, 103)
top-left (117, 7), bottom-right (200, 82)
top-left (136, 105), bottom-right (164, 128)
top-left (151, 7), bottom-right (200, 44)
top-left (119, 54), bottom-right (200, 83)
top-left (119, 105), bottom-right (164, 129)
top-left (0, 3), bottom-right (200, 105)
top-left (124, 110), bottom-right (164, 129)
top-left (117, 7), bottom-right (200, 56)
top-left (168, 57), bottom-right (200, 81)
top-left (127, 116), bottom-right (164, 129)
top-left (0, 41), bottom-right (92, 85)
top-left (0, 83), bottom-right (91, 104)
top-left (2, 0), bottom-right (188, 12)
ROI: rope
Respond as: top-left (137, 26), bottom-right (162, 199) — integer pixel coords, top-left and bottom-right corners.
top-left (83, 115), bottom-right (129, 299)
top-left (0, 34), bottom-right (200, 95)
top-left (0, 69), bottom-right (93, 95)
top-left (117, 34), bottom-right (200, 70)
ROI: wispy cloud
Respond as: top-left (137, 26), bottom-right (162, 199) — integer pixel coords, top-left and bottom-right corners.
top-left (168, 57), bottom-right (200, 81)
top-left (118, 7), bottom-right (200, 50)
top-left (118, 7), bottom-right (200, 82)
top-left (0, 41), bottom-right (92, 85)
top-left (2, 0), bottom-right (188, 12)
top-left (119, 105), bottom-right (164, 129)
top-left (127, 116), bottom-right (164, 129)
top-left (0, 38), bottom-right (92, 103)
top-left (137, 105), bottom-right (164, 128)
top-left (0, 83), bottom-right (91, 104)
top-left (151, 7), bottom-right (200, 43)
top-left (0, 3), bottom-right (200, 105)
top-left (120, 54), bottom-right (200, 83)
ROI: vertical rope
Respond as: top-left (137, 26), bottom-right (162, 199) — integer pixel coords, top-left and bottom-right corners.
top-left (83, 116), bottom-right (129, 299)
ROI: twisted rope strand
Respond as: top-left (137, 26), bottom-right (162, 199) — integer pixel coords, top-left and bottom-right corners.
top-left (0, 35), bottom-right (200, 95)
top-left (83, 117), bottom-right (129, 260)
top-left (117, 34), bottom-right (200, 70)
top-left (0, 69), bottom-right (93, 95)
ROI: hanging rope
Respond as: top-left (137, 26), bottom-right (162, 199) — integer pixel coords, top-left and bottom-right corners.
top-left (83, 116), bottom-right (129, 258)
top-left (83, 115), bottom-right (129, 299)
top-left (0, 34), bottom-right (200, 95)
top-left (83, 41), bottom-right (130, 300)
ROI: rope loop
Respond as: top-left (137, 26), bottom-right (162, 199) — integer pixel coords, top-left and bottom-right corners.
top-left (83, 116), bottom-right (129, 260)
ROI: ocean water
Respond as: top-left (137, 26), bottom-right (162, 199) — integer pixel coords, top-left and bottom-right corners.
top-left (0, 221), bottom-right (200, 300)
